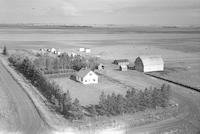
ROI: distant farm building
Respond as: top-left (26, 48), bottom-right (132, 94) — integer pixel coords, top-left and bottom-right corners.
top-left (51, 48), bottom-right (56, 53)
top-left (85, 48), bottom-right (91, 53)
top-left (128, 63), bottom-right (135, 70)
top-left (79, 48), bottom-right (85, 52)
top-left (97, 63), bottom-right (104, 70)
top-left (76, 69), bottom-right (98, 84)
top-left (119, 65), bottom-right (128, 71)
top-left (134, 55), bottom-right (164, 73)
top-left (113, 59), bottom-right (129, 66)
top-left (57, 51), bottom-right (61, 56)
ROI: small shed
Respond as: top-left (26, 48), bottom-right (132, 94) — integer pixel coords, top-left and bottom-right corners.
top-left (119, 65), bottom-right (128, 71)
top-left (113, 59), bottom-right (129, 65)
top-left (128, 63), bottom-right (135, 70)
top-left (135, 55), bottom-right (164, 73)
top-left (76, 69), bottom-right (98, 84)
top-left (97, 63), bottom-right (104, 70)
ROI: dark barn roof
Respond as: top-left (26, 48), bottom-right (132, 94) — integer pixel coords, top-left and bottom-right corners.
top-left (114, 59), bottom-right (129, 63)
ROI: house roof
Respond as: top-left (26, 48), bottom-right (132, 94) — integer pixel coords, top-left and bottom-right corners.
top-left (76, 69), bottom-right (92, 77)
top-left (136, 55), bottom-right (164, 66)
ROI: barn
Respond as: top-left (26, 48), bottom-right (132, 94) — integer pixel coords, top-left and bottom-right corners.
top-left (113, 59), bottom-right (129, 65)
top-left (76, 69), bottom-right (98, 84)
top-left (134, 55), bottom-right (164, 72)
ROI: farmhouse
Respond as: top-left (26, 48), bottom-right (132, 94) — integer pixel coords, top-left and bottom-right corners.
top-left (76, 69), bottom-right (98, 84)
top-left (119, 65), bottom-right (127, 71)
top-left (135, 55), bottom-right (164, 73)
top-left (113, 59), bottom-right (129, 65)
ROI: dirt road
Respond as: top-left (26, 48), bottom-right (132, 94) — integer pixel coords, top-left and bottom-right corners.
top-left (125, 77), bottom-right (200, 134)
top-left (0, 61), bottom-right (48, 134)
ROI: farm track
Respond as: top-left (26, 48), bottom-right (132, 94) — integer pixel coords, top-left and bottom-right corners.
top-left (0, 60), bottom-right (48, 134)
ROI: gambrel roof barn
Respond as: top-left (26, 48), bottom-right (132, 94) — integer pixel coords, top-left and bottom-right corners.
top-left (135, 55), bottom-right (164, 73)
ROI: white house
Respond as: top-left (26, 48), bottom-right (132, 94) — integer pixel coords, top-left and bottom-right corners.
top-left (85, 48), bottom-right (91, 53)
top-left (76, 69), bottom-right (98, 84)
top-left (79, 48), bottom-right (85, 52)
top-left (134, 55), bottom-right (164, 73)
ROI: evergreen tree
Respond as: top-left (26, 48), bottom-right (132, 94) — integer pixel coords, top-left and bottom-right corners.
top-left (99, 92), bottom-right (107, 115)
top-left (62, 90), bottom-right (72, 115)
top-left (116, 94), bottom-right (126, 114)
top-left (3, 45), bottom-right (8, 55)
top-left (70, 98), bottom-right (84, 120)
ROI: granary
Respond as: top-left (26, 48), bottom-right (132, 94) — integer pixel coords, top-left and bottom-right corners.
top-left (119, 65), bottom-right (128, 71)
top-left (97, 63), bottom-right (104, 70)
top-left (85, 48), bottom-right (91, 53)
top-left (134, 55), bottom-right (164, 73)
top-left (113, 59), bottom-right (129, 66)
top-left (79, 48), bottom-right (85, 52)
top-left (76, 69), bottom-right (98, 84)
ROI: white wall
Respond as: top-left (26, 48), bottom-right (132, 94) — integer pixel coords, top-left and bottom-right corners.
top-left (82, 72), bottom-right (98, 84)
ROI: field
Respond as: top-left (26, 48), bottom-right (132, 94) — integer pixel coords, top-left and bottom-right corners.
top-left (52, 74), bottom-right (128, 106)
top-left (0, 26), bottom-right (200, 133)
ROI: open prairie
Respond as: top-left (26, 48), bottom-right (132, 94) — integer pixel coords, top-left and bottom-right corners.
top-left (1, 26), bottom-right (200, 89)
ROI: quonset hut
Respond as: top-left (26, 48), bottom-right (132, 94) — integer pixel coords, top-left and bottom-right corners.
top-left (134, 55), bottom-right (164, 73)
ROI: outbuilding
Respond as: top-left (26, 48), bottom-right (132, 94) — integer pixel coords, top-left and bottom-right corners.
top-left (76, 69), bottom-right (98, 84)
top-left (51, 48), bottom-right (56, 53)
top-left (113, 59), bottom-right (129, 66)
top-left (79, 48), bottom-right (85, 52)
top-left (128, 63), bottom-right (135, 70)
top-left (119, 65), bottom-right (128, 71)
top-left (85, 48), bottom-right (91, 53)
top-left (134, 55), bottom-right (164, 73)
top-left (97, 63), bottom-right (104, 70)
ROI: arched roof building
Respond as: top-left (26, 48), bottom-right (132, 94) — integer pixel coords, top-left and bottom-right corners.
top-left (135, 55), bottom-right (164, 73)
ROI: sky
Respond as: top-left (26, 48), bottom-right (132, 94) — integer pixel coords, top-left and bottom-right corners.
top-left (0, 0), bottom-right (200, 26)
